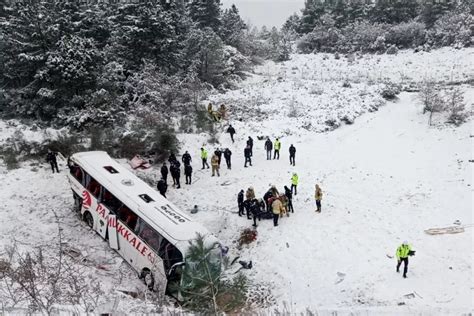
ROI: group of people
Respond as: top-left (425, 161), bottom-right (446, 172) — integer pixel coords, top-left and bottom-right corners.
top-left (207, 103), bottom-right (227, 122)
top-left (263, 137), bottom-right (296, 166)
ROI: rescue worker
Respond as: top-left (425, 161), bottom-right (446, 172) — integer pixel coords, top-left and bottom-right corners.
top-left (237, 189), bottom-right (244, 216)
top-left (315, 184), bottom-right (323, 212)
top-left (201, 147), bottom-right (210, 169)
top-left (264, 138), bottom-right (273, 160)
top-left (289, 144), bottom-right (296, 166)
top-left (263, 189), bottom-right (273, 213)
top-left (247, 136), bottom-right (254, 156)
top-left (182, 151), bottom-right (192, 166)
top-left (215, 148), bottom-right (222, 166)
top-left (224, 148), bottom-right (232, 169)
top-left (396, 241), bottom-right (414, 278)
top-left (46, 150), bottom-right (59, 173)
top-left (272, 197), bottom-right (284, 227)
top-left (160, 162), bottom-right (168, 184)
top-left (207, 103), bottom-right (213, 114)
top-left (219, 104), bottom-right (227, 120)
top-left (274, 138), bottom-right (281, 160)
top-left (284, 185), bottom-right (294, 213)
top-left (244, 145), bottom-right (252, 167)
top-left (185, 164), bottom-right (193, 185)
top-left (211, 154), bottom-right (220, 177)
top-left (291, 172), bottom-right (299, 195)
top-left (157, 178), bottom-right (167, 198)
top-left (226, 124), bottom-right (236, 143)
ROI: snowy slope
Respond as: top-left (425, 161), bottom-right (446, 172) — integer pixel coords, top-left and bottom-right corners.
top-left (0, 48), bottom-right (472, 314)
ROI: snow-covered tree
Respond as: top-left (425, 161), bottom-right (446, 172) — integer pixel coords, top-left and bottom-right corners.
top-left (188, 0), bottom-right (221, 33)
top-left (219, 4), bottom-right (246, 48)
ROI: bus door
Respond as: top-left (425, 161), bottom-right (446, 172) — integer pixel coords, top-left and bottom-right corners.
top-left (95, 203), bottom-right (110, 239)
top-left (107, 214), bottom-right (119, 250)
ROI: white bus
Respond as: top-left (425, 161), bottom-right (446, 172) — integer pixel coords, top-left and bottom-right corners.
top-left (67, 151), bottom-right (219, 298)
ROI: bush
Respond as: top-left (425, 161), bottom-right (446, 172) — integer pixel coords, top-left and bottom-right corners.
top-left (428, 10), bottom-right (472, 48)
top-left (150, 125), bottom-right (180, 162)
top-left (1, 148), bottom-right (19, 170)
top-left (386, 45), bottom-right (399, 55)
top-left (380, 81), bottom-right (401, 100)
top-left (386, 21), bottom-right (426, 48)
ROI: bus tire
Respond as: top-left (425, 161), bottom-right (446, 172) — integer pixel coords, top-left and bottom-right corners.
top-left (73, 192), bottom-right (82, 213)
top-left (141, 269), bottom-right (154, 291)
top-left (83, 212), bottom-right (94, 229)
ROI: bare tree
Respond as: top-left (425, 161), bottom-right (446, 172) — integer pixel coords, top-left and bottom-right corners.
top-left (445, 87), bottom-right (467, 126)
top-left (418, 81), bottom-right (444, 126)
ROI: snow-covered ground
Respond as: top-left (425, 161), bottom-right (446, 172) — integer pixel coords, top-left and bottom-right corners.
top-left (0, 48), bottom-right (472, 314)
top-left (208, 47), bottom-right (474, 134)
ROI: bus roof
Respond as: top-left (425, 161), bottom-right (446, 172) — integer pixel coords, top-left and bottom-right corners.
top-left (70, 151), bottom-right (217, 252)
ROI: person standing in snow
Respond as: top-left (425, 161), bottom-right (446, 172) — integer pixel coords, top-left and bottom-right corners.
top-left (46, 150), bottom-right (59, 173)
top-left (215, 148), bottom-right (222, 166)
top-left (396, 241), bottom-right (414, 278)
top-left (315, 184), bottom-right (322, 212)
top-left (289, 144), bottom-right (296, 166)
top-left (160, 163), bottom-right (168, 184)
top-left (263, 189), bottom-right (274, 213)
top-left (247, 136), bottom-right (254, 157)
top-left (284, 185), bottom-right (294, 213)
top-left (244, 145), bottom-right (252, 167)
top-left (168, 153), bottom-right (177, 164)
top-left (245, 187), bottom-right (256, 219)
top-left (272, 197), bottom-right (284, 227)
top-left (226, 124), bottom-right (236, 143)
top-left (182, 151), bottom-right (192, 166)
top-left (250, 198), bottom-right (262, 227)
top-left (224, 148), bottom-right (232, 169)
top-left (211, 154), bottom-right (220, 177)
top-left (185, 164), bottom-right (193, 185)
top-left (291, 172), bottom-right (299, 195)
top-left (170, 160), bottom-right (181, 189)
top-left (264, 138), bottom-right (273, 160)
top-left (200, 148), bottom-right (210, 169)
top-left (273, 138), bottom-right (281, 160)
top-left (237, 189), bottom-right (245, 216)
top-left (157, 178), bottom-right (167, 198)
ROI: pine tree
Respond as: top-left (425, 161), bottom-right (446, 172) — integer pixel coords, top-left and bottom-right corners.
top-left (220, 4), bottom-right (246, 48)
top-left (176, 234), bottom-right (247, 314)
top-left (188, 0), bottom-right (221, 33)
top-left (299, 0), bottom-right (326, 34)
top-left (421, 0), bottom-right (457, 27)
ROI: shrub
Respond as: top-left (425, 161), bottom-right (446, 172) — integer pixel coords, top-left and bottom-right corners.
top-left (1, 148), bottom-right (19, 170)
top-left (386, 45), bottom-right (399, 55)
top-left (386, 21), bottom-right (426, 48)
top-left (444, 88), bottom-right (467, 126)
top-left (428, 10), bottom-right (472, 48)
top-left (380, 81), bottom-right (401, 100)
top-left (150, 125), bottom-right (180, 162)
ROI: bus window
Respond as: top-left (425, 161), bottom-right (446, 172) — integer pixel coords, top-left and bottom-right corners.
top-left (159, 239), bottom-right (183, 272)
top-left (69, 163), bottom-right (84, 185)
top-left (85, 174), bottom-right (101, 198)
top-left (137, 221), bottom-right (162, 253)
top-left (117, 204), bottom-right (138, 229)
top-left (102, 189), bottom-right (121, 213)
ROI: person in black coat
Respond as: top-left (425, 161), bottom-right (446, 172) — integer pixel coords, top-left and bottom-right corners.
top-left (237, 189), bottom-right (244, 216)
top-left (160, 163), bottom-right (168, 184)
top-left (46, 150), bottom-right (59, 173)
top-left (170, 160), bottom-right (181, 189)
top-left (184, 164), bottom-right (193, 185)
top-left (244, 145), bottom-right (252, 167)
top-left (157, 178), bottom-right (167, 198)
top-left (168, 153), bottom-right (177, 163)
top-left (264, 138), bottom-right (272, 160)
top-left (284, 185), bottom-right (294, 213)
top-left (289, 144), bottom-right (296, 166)
top-left (215, 149), bottom-right (222, 166)
top-left (182, 151), bottom-right (192, 166)
top-left (226, 125), bottom-right (236, 143)
top-left (247, 136), bottom-right (254, 157)
top-left (263, 190), bottom-right (273, 213)
top-left (223, 148), bottom-right (232, 169)
top-left (249, 198), bottom-right (262, 227)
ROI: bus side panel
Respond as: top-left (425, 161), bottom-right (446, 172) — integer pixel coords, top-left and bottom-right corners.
top-left (107, 214), bottom-right (119, 250)
top-left (115, 220), bottom-right (141, 271)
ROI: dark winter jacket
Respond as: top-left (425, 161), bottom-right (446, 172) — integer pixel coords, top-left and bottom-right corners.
top-left (250, 199), bottom-right (262, 216)
top-left (227, 126), bottom-right (236, 135)
top-left (289, 145), bottom-right (296, 156)
top-left (161, 165), bottom-right (168, 177)
top-left (224, 148), bottom-right (232, 159)
top-left (168, 153), bottom-right (177, 163)
top-left (238, 190), bottom-right (244, 205)
top-left (247, 137), bottom-right (254, 148)
top-left (284, 186), bottom-right (292, 201)
top-left (46, 152), bottom-right (58, 163)
top-left (157, 179), bottom-right (167, 193)
top-left (182, 152), bottom-right (192, 165)
top-left (244, 147), bottom-right (251, 158)
top-left (265, 139), bottom-right (272, 151)
top-left (170, 160), bottom-right (181, 176)
top-left (184, 164), bottom-right (192, 176)
top-left (263, 190), bottom-right (273, 204)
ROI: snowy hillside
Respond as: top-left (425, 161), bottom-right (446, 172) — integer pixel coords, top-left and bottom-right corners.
top-left (0, 48), bottom-right (472, 314)
top-left (208, 48), bottom-right (473, 135)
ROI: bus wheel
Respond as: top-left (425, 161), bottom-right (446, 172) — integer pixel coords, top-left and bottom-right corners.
top-left (141, 269), bottom-right (154, 291)
top-left (83, 212), bottom-right (93, 229)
